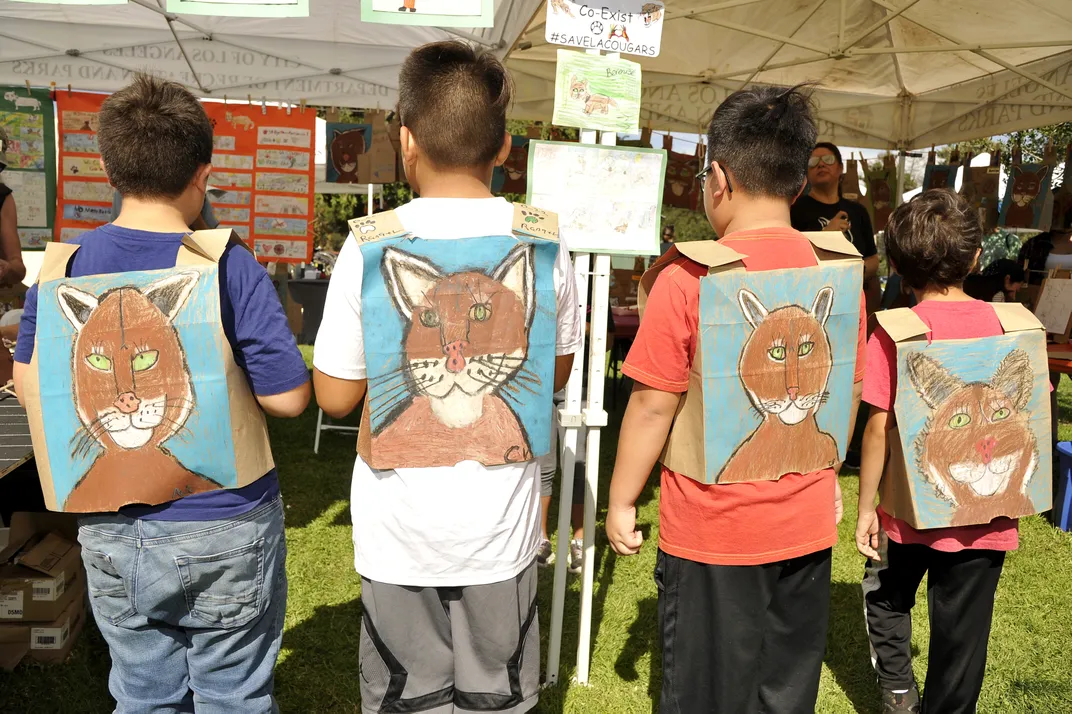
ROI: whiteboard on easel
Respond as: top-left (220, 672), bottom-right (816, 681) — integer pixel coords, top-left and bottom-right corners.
top-left (526, 140), bottom-right (665, 256)
top-left (1034, 276), bottom-right (1072, 337)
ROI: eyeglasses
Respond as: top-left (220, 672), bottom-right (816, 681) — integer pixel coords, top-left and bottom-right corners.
top-left (696, 163), bottom-right (732, 195)
top-left (808, 154), bottom-right (839, 168)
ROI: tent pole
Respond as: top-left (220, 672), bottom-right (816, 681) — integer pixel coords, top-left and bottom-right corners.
top-left (896, 151), bottom-right (907, 201)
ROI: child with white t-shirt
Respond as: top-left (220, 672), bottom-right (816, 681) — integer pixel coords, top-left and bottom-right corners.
top-left (313, 41), bottom-right (582, 714)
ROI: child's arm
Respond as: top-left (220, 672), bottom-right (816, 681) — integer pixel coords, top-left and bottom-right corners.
top-left (606, 385), bottom-right (680, 555)
top-left (553, 354), bottom-right (575, 392)
top-left (314, 371), bottom-right (367, 418)
top-left (256, 382), bottom-right (312, 418)
top-left (856, 406), bottom-right (890, 560)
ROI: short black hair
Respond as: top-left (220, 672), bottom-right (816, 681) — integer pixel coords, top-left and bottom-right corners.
top-left (885, 189), bottom-right (982, 291)
top-left (98, 74), bottom-right (213, 199)
top-left (398, 41), bottom-right (512, 169)
top-left (705, 84), bottom-right (817, 199)
top-left (813, 141), bottom-right (842, 164)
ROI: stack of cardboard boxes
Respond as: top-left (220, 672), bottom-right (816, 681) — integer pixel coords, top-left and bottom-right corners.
top-left (0, 513), bottom-right (87, 671)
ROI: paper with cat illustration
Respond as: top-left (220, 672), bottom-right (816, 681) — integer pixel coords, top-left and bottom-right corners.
top-left (27, 234), bottom-right (274, 512)
top-left (552, 50), bottom-right (641, 133)
top-left (493, 134), bottom-right (531, 195)
top-left (880, 306), bottom-right (1051, 529)
top-left (1000, 163), bottom-right (1053, 230)
top-left (324, 122), bottom-right (371, 184)
top-left (699, 263), bottom-right (861, 484)
top-left (356, 229), bottom-right (558, 469)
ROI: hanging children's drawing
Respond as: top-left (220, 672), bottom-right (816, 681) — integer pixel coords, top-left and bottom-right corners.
top-left (959, 152), bottom-right (1002, 231)
top-left (552, 50), bottom-right (641, 133)
top-left (361, 0), bottom-right (493, 26)
top-left (545, 0), bottom-right (665, 57)
top-left (922, 151), bottom-right (958, 192)
top-left (1, 86), bottom-right (56, 249)
top-left (862, 155), bottom-right (897, 231)
top-left (876, 305), bottom-right (1051, 529)
top-left (347, 207), bottom-right (559, 469)
top-left (661, 134), bottom-right (702, 211)
top-left (700, 261), bottom-right (862, 484)
top-left (1000, 163), bottom-right (1053, 229)
top-left (325, 123), bottom-right (371, 183)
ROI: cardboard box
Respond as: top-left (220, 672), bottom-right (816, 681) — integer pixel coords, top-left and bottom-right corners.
top-left (0, 576), bottom-right (86, 671)
top-left (0, 513), bottom-right (83, 623)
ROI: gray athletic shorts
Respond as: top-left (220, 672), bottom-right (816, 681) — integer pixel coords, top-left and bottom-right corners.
top-left (359, 563), bottom-right (539, 714)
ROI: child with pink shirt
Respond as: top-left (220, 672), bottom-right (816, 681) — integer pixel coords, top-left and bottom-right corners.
top-left (856, 190), bottom-right (1032, 714)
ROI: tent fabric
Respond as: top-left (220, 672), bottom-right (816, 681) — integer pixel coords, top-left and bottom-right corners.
top-left (0, 0), bottom-right (541, 108)
top-left (507, 0), bottom-right (1072, 149)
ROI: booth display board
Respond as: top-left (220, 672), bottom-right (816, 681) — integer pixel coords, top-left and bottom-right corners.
top-left (202, 103), bottom-right (316, 263)
top-left (552, 50), bottom-right (641, 133)
top-left (0, 86), bottom-right (54, 249)
top-left (166, 0), bottom-right (310, 18)
top-left (54, 91), bottom-right (109, 244)
top-left (544, 0), bottom-right (664, 57)
top-left (526, 140), bottom-right (664, 255)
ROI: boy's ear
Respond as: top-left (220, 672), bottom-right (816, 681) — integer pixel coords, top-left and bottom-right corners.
top-left (495, 132), bottom-right (512, 167)
top-left (99, 158), bottom-right (110, 185)
top-left (400, 125), bottom-right (419, 164)
top-left (193, 164), bottom-right (212, 192)
top-left (711, 162), bottom-right (730, 199)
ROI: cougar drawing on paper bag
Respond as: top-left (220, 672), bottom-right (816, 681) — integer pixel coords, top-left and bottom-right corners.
top-left (718, 287), bottom-right (839, 483)
top-left (906, 349), bottom-right (1038, 526)
top-left (57, 272), bottom-right (220, 511)
top-left (371, 244), bottom-right (540, 466)
top-left (330, 129), bottom-right (367, 183)
top-left (1005, 166), bottom-right (1050, 228)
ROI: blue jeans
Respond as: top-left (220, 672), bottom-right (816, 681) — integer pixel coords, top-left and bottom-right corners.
top-left (77, 497), bottom-right (288, 714)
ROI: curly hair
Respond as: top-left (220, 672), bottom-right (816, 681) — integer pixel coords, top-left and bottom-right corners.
top-left (885, 189), bottom-right (982, 291)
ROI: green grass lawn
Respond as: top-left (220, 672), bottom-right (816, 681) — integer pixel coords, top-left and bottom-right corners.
top-left (2, 363), bottom-right (1071, 713)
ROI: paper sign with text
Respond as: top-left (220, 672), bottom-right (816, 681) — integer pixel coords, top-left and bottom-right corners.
top-left (545, 0), bottom-right (664, 58)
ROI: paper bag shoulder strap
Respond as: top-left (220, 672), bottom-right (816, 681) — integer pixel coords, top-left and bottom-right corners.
top-left (511, 203), bottom-right (559, 242)
top-left (800, 230), bottom-right (862, 260)
top-left (177, 229), bottom-right (246, 266)
top-left (990, 301), bottom-right (1044, 333)
top-left (37, 242), bottom-right (81, 285)
top-left (873, 308), bottom-right (930, 343)
top-left (674, 240), bottom-right (747, 268)
top-left (348, 210), bottom-right (410, 245)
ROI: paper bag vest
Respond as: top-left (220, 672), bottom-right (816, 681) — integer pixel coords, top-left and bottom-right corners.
top-left (347, 203), bottom-right (560, 470)
top-left (874, 304), bottom-right (1051, 529)
top-left (637, 232), bottom-right (863, 484)
top-left (22, 230), bottom-right (275, 513)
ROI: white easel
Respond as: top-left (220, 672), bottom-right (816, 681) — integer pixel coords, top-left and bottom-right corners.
top-left (545, 48), bottom-right (618, 688)
top-left (313, 183), bottom-right (384, 454)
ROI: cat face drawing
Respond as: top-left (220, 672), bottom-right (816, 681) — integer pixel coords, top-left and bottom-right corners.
top-left (369, 245), bottom-right (540, 467)
top-left (501, 144), bottom-right (528, 193)
top-left (663, 151), bottom-right (700, 209)
top-left (928, 169), bottom-right (951, 190)
top-left (330, 128), bottom-right (367, 183)
top-left (1005, 165), bottom-right (1050, 228)
top-left (56, 272), bottom-right (221, 511)
top-left (906, 349), bottom-right (1038, 525)
top-left (717, 287), bottom-right (839, 483)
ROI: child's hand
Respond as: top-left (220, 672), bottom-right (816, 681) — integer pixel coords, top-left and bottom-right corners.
top-left (855, 508), bottom-right (881, 561)
top-left (606, 504), bottom-right (643, 556)
top-left (834, 480), bottom-right (844, 525)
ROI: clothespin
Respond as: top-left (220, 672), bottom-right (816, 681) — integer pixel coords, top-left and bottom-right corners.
top-left (224, 95), bottom-right (228, 103)
top-left (247, 94), bottom-right (253, 106)
top-left (24, 80), bottom-right (31, 96)
top-left (285, 102), bottom-right (292, 116)
top-left (49, 81), bottom-right (56, 98)
top-left (300, 99), bottom-right (307, 114)
top-left (67, 84), bottom-right (72, 96)
top-left (260, 97), bottom-right (267, 115)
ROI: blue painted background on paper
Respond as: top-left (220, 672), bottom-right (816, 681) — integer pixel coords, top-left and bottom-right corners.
top-left (699, 264), bottom-right (861, 483)
top-left (36, 266), bottom-right (237, 506)
top-left (894, 333), bottom-right (1050, 529)
top-left (358, 234), bottom-right (558, 457)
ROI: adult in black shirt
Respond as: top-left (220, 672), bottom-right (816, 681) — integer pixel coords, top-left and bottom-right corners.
top-left (791, 143), bottom-right (880, 311)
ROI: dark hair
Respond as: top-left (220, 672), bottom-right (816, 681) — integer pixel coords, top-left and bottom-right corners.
top-left (398, 41), bottom-right (512, 169)
top-left (98, 74), bottom-right (213, 199)
top-left (705, 84), bottom-right (817, 199)
top-left (812, 142), bottom-right (843, 165)
top-left (885, 189), bottom-right (982, 291)
top-left (964, 259), bottom-right (1025, 301)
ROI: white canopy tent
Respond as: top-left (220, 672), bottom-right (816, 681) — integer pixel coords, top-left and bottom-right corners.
top-left (0, 0), bottom-right (541, 108)
top-left (508, 0), bottom-right (1072, 150)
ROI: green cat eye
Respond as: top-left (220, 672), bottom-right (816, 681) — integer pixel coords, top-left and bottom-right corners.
top-left (798, 342), bottom-right (815, 357)
top-left (85, 353), bottom-right (112, 371)
top-left (469, 303), bottom-right (492, 322)
top-left (949, 413), bottom-right (972, 429)
top-left (992, 407), bottom-right (1011, 422)
top-left (419, 310), bottom-right (440, 328)
top-left (132, 350), bottom-right (159, 372)
top-left (768, 346), bottom-right (787, 361)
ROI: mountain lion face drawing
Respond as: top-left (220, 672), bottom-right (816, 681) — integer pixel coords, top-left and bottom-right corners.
top-left (369, 245), bottom-right (539, 467)
top-left (330, 128), bottom-right (366, 183)
top-left (907, 349), bottom-right (1038, 525)
top-left (717, 287), bottom-right (839, 483)
top-left (501, 144), bottom-right (528, 193)
top-left (1005, 166), bottom-right (1050, 228)
top-left (56, 272), bottom-right (220, 511)
top-left (663, 151), bottom-right (700, 209)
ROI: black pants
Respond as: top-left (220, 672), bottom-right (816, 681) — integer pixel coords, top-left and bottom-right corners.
top-left (864, 540), bottom-right (1005, 714)
top-left (656, 548), bottom-right (831, 714)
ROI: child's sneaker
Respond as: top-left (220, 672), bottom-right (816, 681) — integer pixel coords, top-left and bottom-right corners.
top-left (536, 538), bottom-right (555, 567)
top-left (881, 685), bottom-right (920, 714)
top-left (568, 539), bottom-right (584, 574)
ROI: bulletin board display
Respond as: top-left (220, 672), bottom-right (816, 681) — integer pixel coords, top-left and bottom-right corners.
top-left (202, 103), bottom-right (316, 263)
top-left (54, 91), bottom-right (109, 244)
top-left (0, 86), bottom-right (55, 249)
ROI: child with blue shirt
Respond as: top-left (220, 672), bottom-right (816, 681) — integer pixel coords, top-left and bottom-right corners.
top-left (13, 74), bottom-right (310, 711)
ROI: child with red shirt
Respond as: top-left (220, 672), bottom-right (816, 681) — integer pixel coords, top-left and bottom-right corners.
top-left (606, 85), bottom-right (867, 713)
top-left (857, 190), bottom-right (1026, 714)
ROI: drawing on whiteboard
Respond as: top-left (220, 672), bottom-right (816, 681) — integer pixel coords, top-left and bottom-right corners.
top-left (1034, 278), bottom-right (1072, 336)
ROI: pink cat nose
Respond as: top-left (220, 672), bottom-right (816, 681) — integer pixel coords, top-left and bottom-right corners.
top-left (787, 387), bottom-right (799, 401)
top-left (443, 340), bottom-right (470, 374)
top-left (975, 436), bottom-right (997, 464)
top-left (114, 392), bottom-right (141, 415)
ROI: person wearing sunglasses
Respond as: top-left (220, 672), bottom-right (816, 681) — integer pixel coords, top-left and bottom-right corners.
top-left (790, 142), bottom-right (879, 296)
